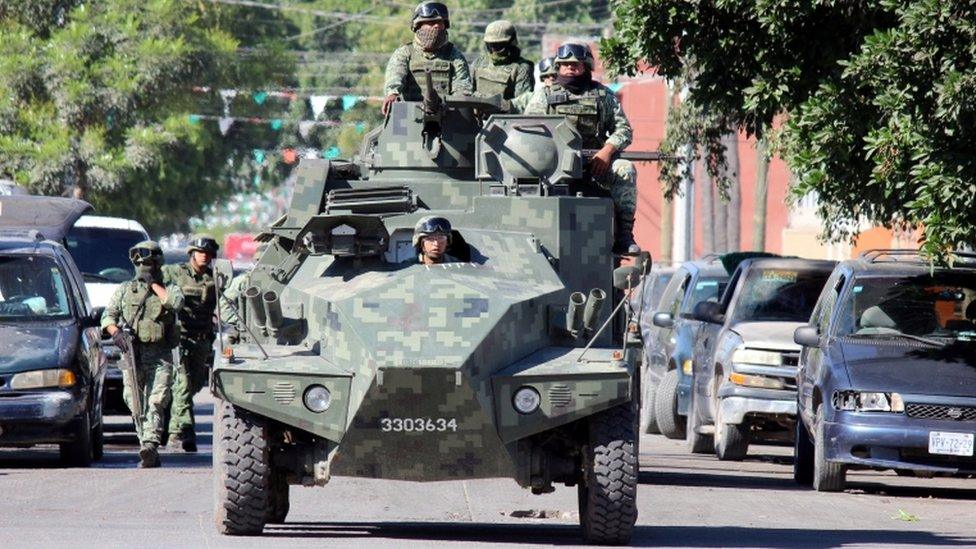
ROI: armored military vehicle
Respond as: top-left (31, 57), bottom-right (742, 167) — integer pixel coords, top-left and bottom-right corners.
top-left (211, 92), bottom-right (647, 544)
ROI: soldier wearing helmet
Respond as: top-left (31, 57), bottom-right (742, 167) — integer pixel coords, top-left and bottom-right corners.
top-left (160, 236), bottom-right (220, 452)
top-left (523, 42), bottom-right (636, 253)
top-left (414, 216), bottom-right (457, 265)
top-left (101, 240), bottom-right (184, 468)
top-left (470, 20), bottom-right (534, 101)
top-left (382, 2), bottom-right (472, 115)
top-left (512, 56), bottom-right (555, 112)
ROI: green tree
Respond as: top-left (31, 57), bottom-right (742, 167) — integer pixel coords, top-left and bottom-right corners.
top-left (604, 0), bottom-right (976, 256)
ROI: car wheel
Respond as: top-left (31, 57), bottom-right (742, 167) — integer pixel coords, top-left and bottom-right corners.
top-left (640, 365), bottom-right (660, 435)
top-left (578, 403), bottom-right (638, 545)
top-left (813, 405), bottom-right (846, 492)
top-left (713, 394), bottom-right (749, 461)
top-left (654, 369), bottom-right (685, 439)
top-left (214, 398), bottom-right (271, 535)
top-left (793, 415), bottom-right (814, 485)
top-left (686, 389), bottom-right (713, 454)
top-left (60, 412), bottom-right (94, 467)
top-left (91, 415), bottom-right (105, 462)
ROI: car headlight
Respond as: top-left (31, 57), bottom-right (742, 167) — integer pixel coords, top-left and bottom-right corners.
top-left (833, 391), bottom-right (904, 413)
top-left (728, 372), bottom-right (786, 390)
top-left (513, 386), bottom-right (541, 415)
top-left (731, 348), bottom-right (783, 366)
top-left (9, 369), bottom-right (77, 390)
top-left (303, 385), bottom-right (332, 413)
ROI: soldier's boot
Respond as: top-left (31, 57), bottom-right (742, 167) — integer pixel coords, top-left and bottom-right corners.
top-left (167, 429), bottom-right (198, 453)
top-left (138, 442), bottom-right (161, 468)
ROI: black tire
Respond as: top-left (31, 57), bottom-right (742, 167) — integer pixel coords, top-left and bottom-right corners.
top-left (578, 404), bottom-right (638, 545)
top-left (266, 471), bottom-right (290, 524)
top-left (793, 415), bottom-right (814, 485)
top-left (713, 396), bottom-right (749, 461)
top-left (813, 405), bottom-right (846, 492)
top-left (60, 412), bottom-right (93, 467)
top-left (214, 399), bottom-right (271, 535)
top-left (639, 365), bottom-right (660, 435)
top-left (686, 390), bottom-right (712, 454)
top-left (654, 369), bottom-right (685, 440)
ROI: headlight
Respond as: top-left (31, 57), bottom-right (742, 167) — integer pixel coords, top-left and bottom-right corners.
top-left (513, 386), bottom-right (541, 415)
top-left (9, 369), bottom-right (76, 390)
top-left (731, 348), bottom-right (783, 366)
top-left (303, 385), bottom-right (332, 413)
top-left (728, 372), bottom-right (785, 390)
top-left (833, 391), bottom-right (904, 413)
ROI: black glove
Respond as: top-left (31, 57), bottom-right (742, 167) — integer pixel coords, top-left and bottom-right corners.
top-left (111, 329), bottom-right (128, 350)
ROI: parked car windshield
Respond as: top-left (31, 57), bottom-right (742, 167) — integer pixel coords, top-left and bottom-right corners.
top-left (681, 276), bottom-right (727, 313)
top-left (729, 268), bottom-right (831, 324)
top-left (0, 255), bottom-right (73, 320)
top-left (838, 272), bottom-right (976, 339)
top-left (64, 226), bottom-right (145, 283)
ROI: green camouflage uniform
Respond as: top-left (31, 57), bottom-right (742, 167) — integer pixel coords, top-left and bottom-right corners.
top-left (101, 280), bottom-right (184, 447)
top-left (524, 81), bottom-right (636, 249)
top-left (470, 55), bottom-right (534, 100)
top-left (219, 271), bottom-right (250, 329)
top-left (383, 42), bottom-right (472, 100)
top-left (162, 262), bottom-right (216, 440)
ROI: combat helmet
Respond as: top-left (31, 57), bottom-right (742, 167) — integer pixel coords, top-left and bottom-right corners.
top-left (129, 240), bottom-right (163, 265)
top-left (412, 1), bottom-right (450, 30)
top-left (537, 56), bottom-right (556, 78)
top-left (187, 235), bottom-right (219, 256)
top-left (412, 215), bottom-right (452, 249)
top-left (484, 20), bottom-right (517, 47)
top-left (554, 42), bottom-right (594, 70)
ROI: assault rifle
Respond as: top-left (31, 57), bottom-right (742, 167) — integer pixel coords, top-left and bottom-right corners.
top-left (580, 149), bottom-right (676, 163)
top-left (116, 286), bottom-right (153, 430)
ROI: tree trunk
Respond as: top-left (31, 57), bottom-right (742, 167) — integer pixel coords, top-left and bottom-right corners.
top-left (700, 155), bottom-right (714, 255)
top-left (723, 132), bottom-right (741, 252)
top-left (752, 137), bottom-right (770, 251)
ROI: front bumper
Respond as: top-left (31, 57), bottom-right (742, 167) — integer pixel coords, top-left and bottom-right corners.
top-left (0, 391), bottom-right (85, 445)
top-left (717, 385), bottom-right (796, 425)
top-left (825, 412), bottom-right (976, 474)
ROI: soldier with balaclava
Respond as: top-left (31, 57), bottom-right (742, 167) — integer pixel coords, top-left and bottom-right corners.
top-left (470, 20), bottom-right (534, 100)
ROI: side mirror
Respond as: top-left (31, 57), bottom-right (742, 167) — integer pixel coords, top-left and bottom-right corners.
top-left (794, 325), bottom-right (821, 347)
top-left (652, 312), bottom-right (674, 328)
top-left (213, 258), bottom-right (234, 291)
top-left (691, 301), bottom-right (724, 324)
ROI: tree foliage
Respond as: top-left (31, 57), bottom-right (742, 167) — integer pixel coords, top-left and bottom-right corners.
top-left (603, 0), bottom-right (976, 256)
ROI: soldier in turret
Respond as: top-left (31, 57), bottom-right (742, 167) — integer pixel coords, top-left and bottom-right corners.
top-left (470, 20), bottom-right (534, 101)
top-left (382, 2), bottom-right (472, 115)
top-left (101, 241), bottom-right (184, 468)
top-left (512, 56), bottom-right (555, 112)
top-left (523, 42), bottom-right (637, 252)
top-left (414, 216), bottom-right (458, 265)
top-left (161, 236), bottom-right (218, 452)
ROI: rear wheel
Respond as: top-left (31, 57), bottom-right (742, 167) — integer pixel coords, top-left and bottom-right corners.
top-left (214, 399), bottom-right (271, 535)
top-left (686, 390), bottom-right (712, 454)
top-left (812, 405), bottom-right (846, 492)
top-left (578, 404), bottom-right (638, 545)
top-left (713, 393), bottom-right (749, 461)
top-left (60, 413), bottom-right (93, 467)
top-left (639, 365), bottom-right (660, 435)
top-left (654, 369), bottom-right (685, 439)
top-left (793, 415), bottom-right (814, 485)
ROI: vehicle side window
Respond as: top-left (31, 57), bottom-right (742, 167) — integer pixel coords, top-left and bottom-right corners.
top-left (669, 274), bottom-right (690, 318)
top-left (815, 274), bottom-right (844, 335)
top-left (655, 269), bottom-right (687, 316)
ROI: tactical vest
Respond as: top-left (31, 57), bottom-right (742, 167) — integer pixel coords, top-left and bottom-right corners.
top-left (546, 84), bottom-right (606, 149)
top-left (404, 44), bottom-right (454, 101)
top-left (122, 281), bottom-right (176, 346)
top-left (171, 263), bottom-right (216, 334)
top-left (475, 62), bottom-right (517, 98)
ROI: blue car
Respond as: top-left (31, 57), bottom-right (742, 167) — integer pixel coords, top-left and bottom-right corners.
top-left (793, 249), bottom-right (976, 491)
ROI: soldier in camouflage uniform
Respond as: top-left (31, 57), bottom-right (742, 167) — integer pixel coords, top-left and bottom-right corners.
top-left (414, 216), bottom-right (458, 265)
top-left (511, 56), bottom-right (555, 113)
top-left (161, 236), bottom-right (219, 452)
top-left (101, 241), bottom-right (184, 468)
top-left (523, 42), bottom-right (637, 252)
top-left (218, 244), bottom-right (266, 340)
top-left (382, 2), bottom-right (472, 115)
top-left (470, 20), bottom-right (534, 101)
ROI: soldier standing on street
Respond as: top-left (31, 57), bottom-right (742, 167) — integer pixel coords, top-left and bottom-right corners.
top-left (382, 2), bottom-right (472, 115)
top-left (414, 216), bottom-right (458, 265)
top-left (523, 42), bottom-right (637, 252)
top-left (101, 241), bottom-right (184, 468)
top-left (512, 56), bottom-right (555, 112)
top-left (162, 236), bottom-right (219, 452)
top-left (470, 20), bottom-right (534, 100)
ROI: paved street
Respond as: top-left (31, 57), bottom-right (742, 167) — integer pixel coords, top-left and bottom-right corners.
top-left (1, 393), bottom-right (974, 548)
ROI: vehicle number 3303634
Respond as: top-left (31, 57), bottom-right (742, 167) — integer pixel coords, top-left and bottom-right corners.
top-left (379, 417), bottom-right (458, 433)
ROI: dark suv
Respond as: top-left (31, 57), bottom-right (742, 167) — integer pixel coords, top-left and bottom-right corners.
top-left (793, 250), bottom-right (976, 491)
top-left (635, 267), bottom-right (675, 433)
top-left (642, 259), bottom-right (729, 438)
top-left (0, 196), bottom-right (106, 466)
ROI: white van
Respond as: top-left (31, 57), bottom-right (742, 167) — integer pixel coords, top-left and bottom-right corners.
top-left (63, 215), bottom-right (150, 308)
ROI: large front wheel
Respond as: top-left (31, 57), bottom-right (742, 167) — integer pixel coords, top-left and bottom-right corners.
top-left (578, 404), bottom-right (638, 545)
top-left (214, 399), bottom-right (272, 535)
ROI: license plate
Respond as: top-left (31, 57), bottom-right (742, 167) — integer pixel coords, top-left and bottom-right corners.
top-left (928, 431), bottom-right (974, 456)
